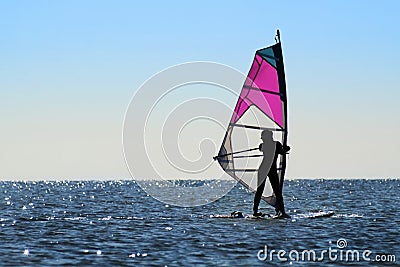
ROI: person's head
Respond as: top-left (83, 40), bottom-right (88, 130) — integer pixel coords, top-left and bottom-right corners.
top-left (261, 130), bottom-right (273, 141)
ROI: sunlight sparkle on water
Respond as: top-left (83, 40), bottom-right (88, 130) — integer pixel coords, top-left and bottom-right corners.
top-left (129, 252), bottom-right (148, 258)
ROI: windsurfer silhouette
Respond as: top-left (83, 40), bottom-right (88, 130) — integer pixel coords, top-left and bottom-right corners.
top-left (253, 130), bottom-right (290, 218)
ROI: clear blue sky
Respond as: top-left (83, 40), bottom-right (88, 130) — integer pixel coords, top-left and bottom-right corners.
top-left (1, 0), bottom-right (399, 179)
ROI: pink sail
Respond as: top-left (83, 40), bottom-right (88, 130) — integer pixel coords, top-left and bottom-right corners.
top-left (231, 54), bottom-right (283, 128)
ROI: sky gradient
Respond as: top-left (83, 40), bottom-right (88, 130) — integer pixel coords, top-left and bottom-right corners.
top-left (1, 0), bottom-right (399, 180)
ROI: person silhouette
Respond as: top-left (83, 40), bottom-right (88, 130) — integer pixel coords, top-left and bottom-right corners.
top-left (253, 130), bottom-right (290, 218)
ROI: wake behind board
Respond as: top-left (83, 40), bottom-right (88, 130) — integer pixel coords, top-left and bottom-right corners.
top-left (293, 211), bottom-right (335, 219)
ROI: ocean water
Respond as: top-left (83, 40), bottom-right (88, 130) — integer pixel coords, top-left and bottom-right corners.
top-left (0, 179), bottom-right (399, 266)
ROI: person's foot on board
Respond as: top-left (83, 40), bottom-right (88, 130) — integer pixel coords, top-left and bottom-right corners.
top-left (253, 212), bottom-right (264, 217)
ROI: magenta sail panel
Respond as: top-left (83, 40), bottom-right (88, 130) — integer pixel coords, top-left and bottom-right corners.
top-left (252, 54), bottom-right (280, 93)
top-left (231, 55), bottom-right (283, 128)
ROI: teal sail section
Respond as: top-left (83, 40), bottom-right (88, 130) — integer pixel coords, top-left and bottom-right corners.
top-left (257, 48), bottom-right (277, 68)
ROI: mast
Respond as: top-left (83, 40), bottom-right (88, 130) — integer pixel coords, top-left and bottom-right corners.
top-left (276, 30), bottom-right (288, 193)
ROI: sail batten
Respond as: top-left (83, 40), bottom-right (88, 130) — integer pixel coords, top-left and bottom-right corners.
top-left (215, 32), bottom-right (288, 207)
top-left (229, 123), bottom-right (285, 131)
top-left (242, 85), bottom-right (282, 96)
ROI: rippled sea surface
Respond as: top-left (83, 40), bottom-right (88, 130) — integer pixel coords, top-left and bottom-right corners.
top-left (0, 179), bottom-right (399, 266)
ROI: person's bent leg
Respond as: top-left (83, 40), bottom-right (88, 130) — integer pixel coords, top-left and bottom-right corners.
top-left (268, 171), bottom-right (285, 214)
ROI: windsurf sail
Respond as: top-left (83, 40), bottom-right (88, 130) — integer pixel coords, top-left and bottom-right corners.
top-left (215, 30), bottom-right (288, 207)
